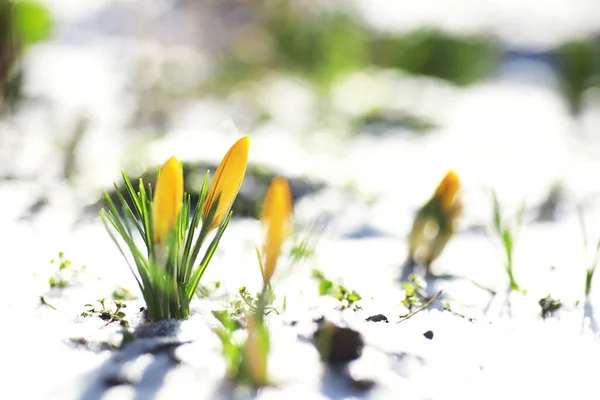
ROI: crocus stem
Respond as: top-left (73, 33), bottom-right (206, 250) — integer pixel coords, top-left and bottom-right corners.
top-left (506, 265), bottom-right (520, 291)
top-left (585, 267), bottom-right (595, 297)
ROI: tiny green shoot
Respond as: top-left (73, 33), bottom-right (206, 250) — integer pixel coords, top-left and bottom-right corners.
top-left (312, 269), bottom-right (362, 311)
top-left (491, 191), bottom-right (525, 292)
top-left (111, 286), bottom-right (138, 301)
top-left (577, 206), bottom-right (599, 298)
top-left (40, 295), bottom-right (57, 310)
top-left (400, 273), bottom-right (428, 312)
top-left (49, 251), bottom-right (86, 288)
top-left (538, 295), bottom-right (562, 319)
top-left (81, 299), bottom-right (130, 327)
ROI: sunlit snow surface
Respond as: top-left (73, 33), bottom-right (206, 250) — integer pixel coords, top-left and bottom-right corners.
top-left (3, 1), bottom-right (600, 399)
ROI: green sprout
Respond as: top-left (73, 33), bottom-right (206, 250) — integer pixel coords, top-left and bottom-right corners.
top-left (577, 207), bottom-right (599, 298)
top-left (49, 251), bottom-right (86, 288)
top-left (227, 286), bottom-right (279, 318)
top-left (111, 286), bottom-right (138, 301)
top-left (288, 219), bottom-right (325, 265)
top-left (101, 137), bottom-right (249, 321)
top-left (538, 295), bottom-right (562, 319)
top-left (577, 207), bottom-right (600, 298)
top-left (81, 299), bottom-right (129, 327)
top-left (400, 273), bottom-right (429, 312)
top-left (289, 236), bottom-right (315, 264)
top-left (214, 311), bottom-right (270, 389)
top-left (39, 295), bottom-right (56, 310)
top-left (195, 280), bottom-right (222, 299)
top-left (491, 191), bottom-right (525, 292)
top-left (312, 269), bottom-right (362, 311)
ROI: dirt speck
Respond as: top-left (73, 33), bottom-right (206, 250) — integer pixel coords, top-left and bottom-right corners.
top-left (314, 320), bottom-right (364, 364)
top-left (366, 314), bottom-right (388, 323)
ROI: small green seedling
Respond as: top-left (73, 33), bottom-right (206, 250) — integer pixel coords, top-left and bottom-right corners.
top-left (491, 191), bottom-right (525, 292)
top-left (289, 237), bottom-right (315, 264)
top-left (49, 251), bottom-right (86, 288)
top-left (82, 299), bottom-right (129, 327)
top-left (111, 285), bottom-right (138, 301)
top-left (538, 295), bottom-right (562, 319)
top-left (214, 311), bottom-right (270, 388)
top-left (577, 207), bottom-right (599, 298)
top-left (195, 280), bottom-right (222, 299)
top-left (227, 286), bottom-right (279, 319)
top-left (400, 273), bottom-right (428, 312)
top-left (312, 269), bottom-right (362, 311)
top-left (39, 295), bottom-right (57, 310)
top-left (289, 219), bottom-right (325, 265)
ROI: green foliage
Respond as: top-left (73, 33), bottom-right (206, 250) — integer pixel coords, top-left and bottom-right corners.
top-left (101, 169), bottom-right (231, 320)
top-left (400, 273), bottom-right (428, 312)
top-left (354, 108), bottom-right (438, 135)
top-left (312, 269), bottom-right (362, 311)
top-left (227, 286), bottom-right (279, 318)
top-left (369, 28), bottom-right (496, 86)
top-left (289, 236), bottom-right (316, 264)
top-left (557, 39), bottom-right (600, 115)
top-left (492, 191), bottom-right (525, 292)
top-left (214, 311), bottom-right (245, 381)
top-left (195, 280), bottom-right (222, 299)
top-left (266, 8), bottom-right (368, 90)
top-left (112, 286), bottom-right (138, 301)
top-left (213, 3), bottom-right (497, 93)
top-left (214, 258), bottom-right (276, 388)
top-left (214, 311), bottom-right (270, 388)
top-left (39, 295), bottom-right (56, 310)
top-left (49, 251), bottom-right (86, 288)
top-left (14, 1), bottom-right (52, 46)
top-left (576, 207), bottom-right (600, 298)
top-left (81, 299), bottom-right (130, 327)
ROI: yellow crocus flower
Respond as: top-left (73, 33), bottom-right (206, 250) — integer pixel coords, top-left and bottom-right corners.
top-left (407, 170), bottom-right (462, 269)
top-left (203, 136), bottom-right (250, 232)
top-left (152, 156), bottom-right (184, 244)
top-left (433, 170), bottom-right (460, 212)
top-left (261, 177), bottom-right (293, 284)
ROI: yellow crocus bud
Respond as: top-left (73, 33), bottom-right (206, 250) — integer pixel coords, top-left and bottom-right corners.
top-left (408, 170), bottom-right (462, 269)
top-left (203, 136), bottom-right (250, 232)
top-left (152, 156), bottom-right (184, 244)
top-left (433, 170), bottom-right (460, 212)
top-left (261, 177), bottom-right (293, 284)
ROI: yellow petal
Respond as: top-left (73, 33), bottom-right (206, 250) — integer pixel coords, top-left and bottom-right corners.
top-left (434, 171), bottom-right (460, 212)
top-left (261, 177), bottom-right (293, 283)
top-left (152, 157), bottom-right (184, 244)
top-left (203, 136), bottom-right (250, 232)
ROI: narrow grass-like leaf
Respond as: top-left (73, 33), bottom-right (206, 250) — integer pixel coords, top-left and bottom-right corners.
top-left (121, 171), bottom-right (143, 219)
top-left (186, 192), bottom-right (221, 282)
top-left (101, 209), bottom-right (143, 291)
top-left (502, 230), bottom-right (513, 265)
top-left (492, 190), bottom-right (502, 233)
top-left (180, 172), bottom-right (210, 283)
top-left (187, 211), bottom-right (232, 300)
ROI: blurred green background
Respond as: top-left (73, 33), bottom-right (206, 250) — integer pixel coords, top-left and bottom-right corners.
top-left (2, 0), bottom-right (599, 125)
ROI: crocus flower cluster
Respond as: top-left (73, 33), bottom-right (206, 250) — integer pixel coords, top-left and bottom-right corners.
top-left (102, 136), bottom-right (250, 320)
